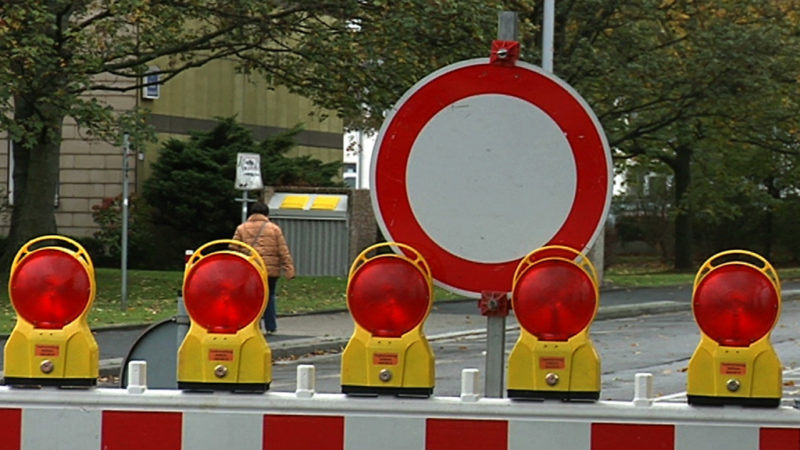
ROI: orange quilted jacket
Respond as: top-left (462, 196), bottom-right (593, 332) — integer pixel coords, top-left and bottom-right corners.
top-left (232, 214), bottom-right (295, 279)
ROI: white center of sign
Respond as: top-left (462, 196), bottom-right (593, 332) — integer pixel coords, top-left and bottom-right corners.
top-left (406, 94), bottom-right (576, 263)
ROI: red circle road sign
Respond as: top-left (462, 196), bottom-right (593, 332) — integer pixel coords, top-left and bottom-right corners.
top-left (370, 58), bottom-right (612, 297)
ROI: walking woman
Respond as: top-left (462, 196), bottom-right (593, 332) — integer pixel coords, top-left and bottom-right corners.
top-left (232, 201), bottom-right (295, 334)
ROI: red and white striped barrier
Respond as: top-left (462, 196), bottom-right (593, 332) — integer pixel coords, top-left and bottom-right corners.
top-left (1, 365), bottom-right (799, 450)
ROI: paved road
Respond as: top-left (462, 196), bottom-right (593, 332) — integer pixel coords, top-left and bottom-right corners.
top-left (271, 299), bottom-right (800, 403)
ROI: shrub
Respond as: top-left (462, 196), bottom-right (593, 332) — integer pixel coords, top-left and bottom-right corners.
top-left (141, 117), bottom-right (341, 253)
top-left (90, 194), bottom-right (160, 269)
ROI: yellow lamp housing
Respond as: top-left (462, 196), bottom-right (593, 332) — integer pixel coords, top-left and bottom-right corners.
top-left (341, 242), bottom-right (435, 397)
top-left (178, 239), bottom-right (271, 392)
top-left (687, 250), bottom-right (782, 407)
top-left (507, 245), bottom-right (601, 401)
top-left (4, 235), bottom-right (99, 387)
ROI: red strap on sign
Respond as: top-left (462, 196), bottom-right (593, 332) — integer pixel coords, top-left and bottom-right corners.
top-left (490, 40), bottom-right (520, 65)
top-left (478, 291), bottom-right (510, 317)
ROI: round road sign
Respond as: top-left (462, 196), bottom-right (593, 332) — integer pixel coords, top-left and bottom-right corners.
top-left (371, 58), bottom-right (611, 297)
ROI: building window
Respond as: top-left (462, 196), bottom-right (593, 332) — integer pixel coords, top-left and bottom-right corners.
top-left (142, 67), bottom-right (161, 100)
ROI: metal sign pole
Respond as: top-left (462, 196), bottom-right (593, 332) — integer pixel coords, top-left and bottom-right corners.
top-left (121, 134), bottom-right (130, 311)
top-left (241, 190), bottom-right (249, 223)
top-left (543, 0), bottom-right (555, 73)
top-left (481, 11), bottom-right (520, 399)
top-left (235, 152), bottom-right (262, 223)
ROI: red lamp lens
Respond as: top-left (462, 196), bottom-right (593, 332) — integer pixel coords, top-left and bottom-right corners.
top-left (693, 264), bottom-right (778, 347)
top-left (10, 249), bottom-right (91, 329)
top-left (347, 257), bottom-right (430, 337)
top-left (183, 253), bottom-right (265, 334)
top-left (513, 260), bottom-right (596, 341)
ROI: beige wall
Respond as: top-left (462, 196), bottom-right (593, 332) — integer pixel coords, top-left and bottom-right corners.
top-left (0, 86), bottom-right (139, 237)
top-left (148, 59), bottom-right (342, 134)
top-left (0, 60), bottom-right (343, 238)
top-left (139, 58), bottom-right (344, 189)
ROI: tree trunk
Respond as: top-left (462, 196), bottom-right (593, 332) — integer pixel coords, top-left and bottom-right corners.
top-left (673, 145), bottom-right (693, 270)
top-left (0, 95), bottom-right (63, 271)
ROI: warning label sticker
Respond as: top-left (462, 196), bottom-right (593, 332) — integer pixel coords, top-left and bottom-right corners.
top-left (35, 345), bottom-right (60, 357)
top-left (539, 357), bottom-right (566, 369)
top-left (209, 349), bottom-right (234, 361)
top-left (373, 353), bottom-right (398, 365)
top-left (721, 363), bottom-right (747, 375)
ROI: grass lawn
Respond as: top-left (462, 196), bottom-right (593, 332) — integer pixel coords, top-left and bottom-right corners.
top-left (0, 268), bottom-right (464, 334)
top-left (605, 257), bottom-right (800, 287)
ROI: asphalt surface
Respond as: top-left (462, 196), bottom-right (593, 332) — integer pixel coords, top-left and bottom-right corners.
top-left (2, 282), bottom-right (799, 381)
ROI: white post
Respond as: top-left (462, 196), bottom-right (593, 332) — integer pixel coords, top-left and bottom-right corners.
top-left (127, 361), bottom-right (148, 394)
top-left (633, 372), bottom-right (654, 407)
top-left (461, 368), bottom-right (481, 402)
top-left (296, 365), bottom-right (316, 398)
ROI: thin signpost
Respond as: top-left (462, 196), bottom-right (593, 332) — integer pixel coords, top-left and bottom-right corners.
top-left (121, 134), bottom-right (130, 311)
top-left (483, 3), bottom-right (557, 398)
top-left (482, 11), bottom-right (520, 399)
top-left (235, 153), bottom-right (264, 222)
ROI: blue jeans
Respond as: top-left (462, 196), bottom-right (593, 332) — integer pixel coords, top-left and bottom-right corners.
top-left (263, 277), bottom-right (279, 332)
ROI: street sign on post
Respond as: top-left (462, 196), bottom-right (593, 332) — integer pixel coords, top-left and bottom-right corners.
top-left (235, 153), bottom-right (263, 223)
top-left (370, 58), bottom-right (612, 298)
top-left (235, 153), bottom-right (263, 191)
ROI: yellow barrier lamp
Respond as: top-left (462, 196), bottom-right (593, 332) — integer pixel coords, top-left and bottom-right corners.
top-left (507, 245), bottom-right (600, 401)
top-left (341, 242), bottom-right (434, 397)
top-left (178, 239), bottom-right (271, 392)
top-left (4, 235), bottom-right (98, 387)
top-left (687, 250), bottom-right (781, 407)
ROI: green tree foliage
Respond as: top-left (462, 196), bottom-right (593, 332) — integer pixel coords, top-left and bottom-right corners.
top-left (0, 0), bottom-right (500, 268)
top-left (612, 159), bottom-right (675, 261)
top-left (140, 117), bottom-right (339, 262)
top-left (269, 0), bottom-right (500, 130)
top-left (4, 0), bottom-right (800, 271)
top-left (90, 194), bottom-right (155, 268)
top-left (512, 0), bottom-right (800, 268)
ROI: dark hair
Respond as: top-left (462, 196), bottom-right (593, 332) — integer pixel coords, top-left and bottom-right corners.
top-left (249, 202), bottom-right (269, 216)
